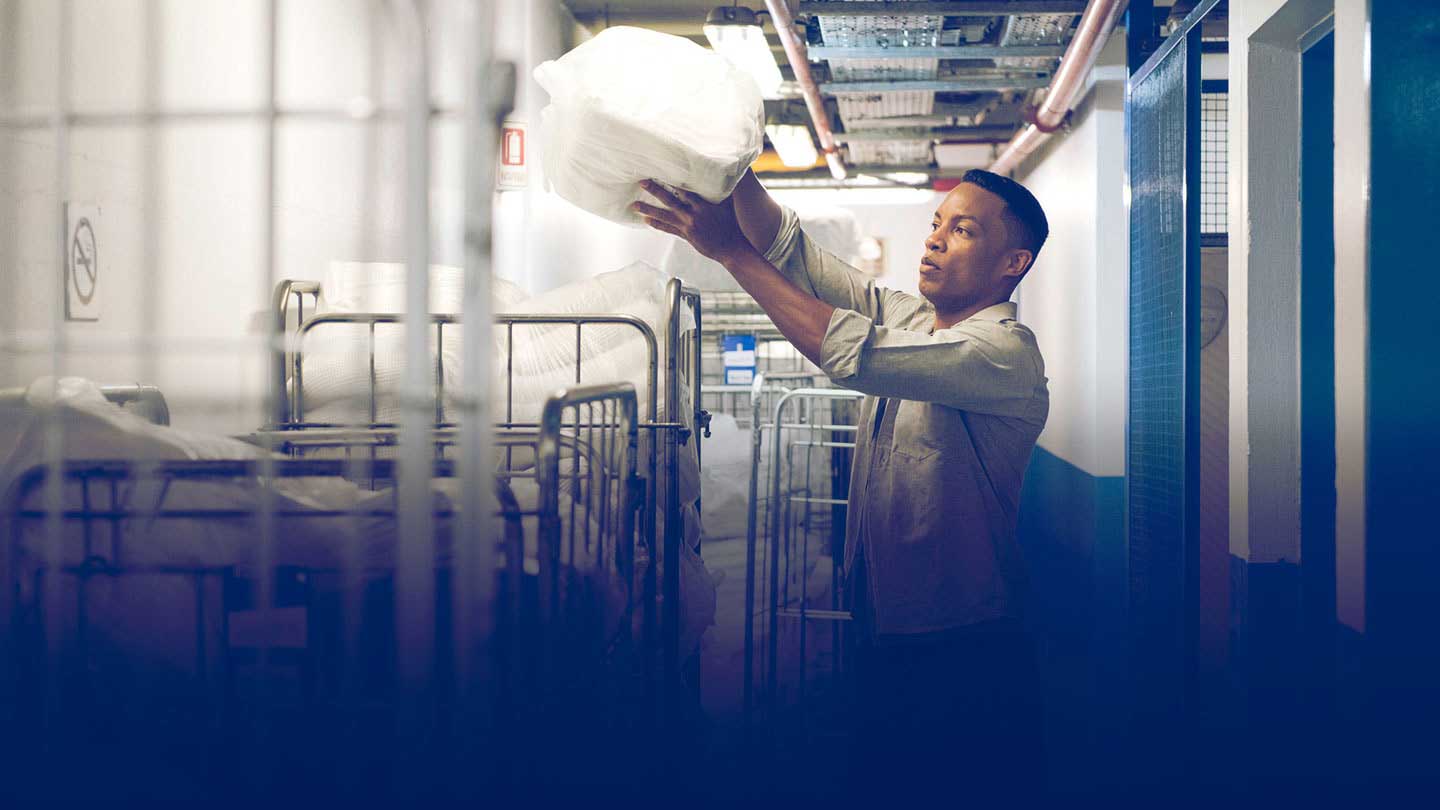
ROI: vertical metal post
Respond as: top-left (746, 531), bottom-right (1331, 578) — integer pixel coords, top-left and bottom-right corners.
top-left (662, 279), bottom-right (682, 718)
top-left (766, 391), bottom-right (791, 720)
top-left (742, 374), bottom-right (766, 723)
top-left (455, 0), bottom-right (507, 763)
top-left (39, 0), bottom-right (76, 743)
top-left (393, 0), bottom-right (436, 748)
top-left (250, 2), bottom-right (281, 782)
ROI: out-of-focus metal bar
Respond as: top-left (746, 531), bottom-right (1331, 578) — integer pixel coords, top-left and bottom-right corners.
top-left (39, 0), bottom-right (76, 740)
top-left (456, 0), bottom-right (508, 741)
top-left (393, 0), bottom-right (436, 735)
top-left (253, 0), bottom-right (282, 742)
top-left (0, 105), bottom-right (467, 129)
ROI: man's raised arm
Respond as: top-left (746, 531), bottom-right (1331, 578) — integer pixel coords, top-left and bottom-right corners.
top-left (730, 169), bottom-right (784, 255)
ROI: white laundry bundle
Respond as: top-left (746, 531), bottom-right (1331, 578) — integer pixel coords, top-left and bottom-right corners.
top-left (319, 261), bottom-right (529, 315)
top-left (533, 26), bottom-right (765, 226)
top-left (301, 261), bottom-right (692, 429)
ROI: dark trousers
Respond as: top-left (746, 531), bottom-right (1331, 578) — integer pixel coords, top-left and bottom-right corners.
top-left (849, 618), bottom-right (1047, 803)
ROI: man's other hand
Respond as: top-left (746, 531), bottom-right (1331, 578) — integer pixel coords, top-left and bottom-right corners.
top-left (631, 180), bottom-right (756, 267)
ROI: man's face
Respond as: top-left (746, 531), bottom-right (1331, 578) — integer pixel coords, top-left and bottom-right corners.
top-left (919, 183), bottom-right (1029, 312)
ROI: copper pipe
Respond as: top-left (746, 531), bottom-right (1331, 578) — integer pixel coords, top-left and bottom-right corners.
top-left (990, 0), bottom-right (1127, 175)
top-left (763, 0), bottom-right (846, 179)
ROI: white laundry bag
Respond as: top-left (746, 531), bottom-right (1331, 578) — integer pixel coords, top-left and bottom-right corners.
top-left (534, 26), bottom-right (765, 226)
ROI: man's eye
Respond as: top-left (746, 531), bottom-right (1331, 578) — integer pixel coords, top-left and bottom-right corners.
top-left (954, 226), bottom-right (968, 235)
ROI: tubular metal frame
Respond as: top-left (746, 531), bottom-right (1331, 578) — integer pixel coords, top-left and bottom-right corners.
top-left (698, 290), bottom-right (818, 399)
top-left (0, 383), bottom-right (644, 768)
top-left (0, 384), bottom-right (172, 426)
top-left (268, 276), bottom-right (706, 694)
top-left (743, 382), bottom-right (864, 734)
top-left (702, 371), bottom-right (824, 429)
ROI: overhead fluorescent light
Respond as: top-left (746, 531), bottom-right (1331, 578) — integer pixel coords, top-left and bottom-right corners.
top-left (764, 123), bottom-right (819, 168)
top-left (704, 6), bottom-right (784, 100)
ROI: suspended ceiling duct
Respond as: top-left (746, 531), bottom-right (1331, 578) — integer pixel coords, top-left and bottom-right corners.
top-left (756, 1), bottom-right (1117, 178)
top-left (763, 0), bottom-right (847, 179)
top-left (990, 0), bottom-right (1128, 175)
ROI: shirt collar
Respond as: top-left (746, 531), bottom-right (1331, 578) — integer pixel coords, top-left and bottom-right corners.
top-left (926, 300), bottom-right (1017, 335)
top-left (970, 301), bottom-right (1017, 323)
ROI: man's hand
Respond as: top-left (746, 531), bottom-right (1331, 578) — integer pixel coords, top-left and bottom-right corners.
top-left (631, 180), bottom-right (757, 267)
top-left (632, 179), bottom-right (835, 368)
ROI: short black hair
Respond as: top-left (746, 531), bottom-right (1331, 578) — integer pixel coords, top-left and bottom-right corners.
top-left (959, 169), bottom-right (1049, 271)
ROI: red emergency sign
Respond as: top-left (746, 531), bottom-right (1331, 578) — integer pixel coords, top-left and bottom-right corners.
top-left (502, 126), bottom-right (525, 167)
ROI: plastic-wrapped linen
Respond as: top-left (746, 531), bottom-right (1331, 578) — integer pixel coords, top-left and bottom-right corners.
top-left (534, 26), bottom-right (765, 226)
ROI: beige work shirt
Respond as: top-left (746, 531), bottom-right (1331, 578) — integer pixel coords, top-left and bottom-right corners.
top-left (763, 206), bottom-right (1050, 636)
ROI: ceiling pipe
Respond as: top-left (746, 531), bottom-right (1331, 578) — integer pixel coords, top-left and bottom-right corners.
top-left (762, 0), bottom-right (846, 179)
top-left (990, 0), bottom-right (1127, 176)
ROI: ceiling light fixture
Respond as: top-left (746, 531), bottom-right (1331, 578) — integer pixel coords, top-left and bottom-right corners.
top-left (704, 5), bottom-right (784, 100)
top-left (764, 123), bottom-right (819, 168)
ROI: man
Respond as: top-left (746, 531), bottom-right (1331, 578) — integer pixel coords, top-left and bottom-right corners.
top-left (634, 168), bottom-right (1050, 798)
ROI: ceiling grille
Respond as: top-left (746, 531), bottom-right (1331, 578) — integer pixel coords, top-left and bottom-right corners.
top-left (834, 91), bottom-right (937, 120)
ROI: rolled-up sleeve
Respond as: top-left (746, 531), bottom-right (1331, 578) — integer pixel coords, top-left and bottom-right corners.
top-left (819, 309), bottom-right (1043, 417)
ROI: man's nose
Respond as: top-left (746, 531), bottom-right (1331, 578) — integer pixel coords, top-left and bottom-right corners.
top-left (924, 232), bottom-right (942, 252)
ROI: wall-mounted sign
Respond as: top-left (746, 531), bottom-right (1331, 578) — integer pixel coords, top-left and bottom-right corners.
top-left (722, 334), bottom-right (756, 385)
top-left (498, 117), bottom-right (527, 190)
top-left (65, 202), bottom-right (101, 321)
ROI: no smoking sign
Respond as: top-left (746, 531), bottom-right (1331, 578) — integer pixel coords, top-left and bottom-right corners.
top-left (65, 203), bottom-right (101, 321)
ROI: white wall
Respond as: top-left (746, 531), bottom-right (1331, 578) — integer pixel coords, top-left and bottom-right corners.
top-left (491, 0), bottom-right (677, 294)
top-left (1013, 35), bottom-right (1128, 479)
top-left (1228, 0), bottom-right (1366, 631)
top-left (0, 0), bottom-right (681, 435)
top-left (1226, 0), bottom-right (1290, 568)
top-left (771, 187), bottom-right (942, 297)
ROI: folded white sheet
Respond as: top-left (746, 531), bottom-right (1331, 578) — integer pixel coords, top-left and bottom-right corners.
top-left (534, 26), bottom-right (764, 226)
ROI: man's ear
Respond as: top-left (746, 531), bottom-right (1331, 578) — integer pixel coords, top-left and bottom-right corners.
top-left (1003, 248), bottom-right (1034, 279)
